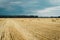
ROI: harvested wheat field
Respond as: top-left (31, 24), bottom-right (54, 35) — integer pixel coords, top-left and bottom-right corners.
top-left (0, 18), bottom-right (60, 40)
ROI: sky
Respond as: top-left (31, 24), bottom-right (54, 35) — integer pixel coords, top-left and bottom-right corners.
top-left (0, 0), bottom-right (60, 16)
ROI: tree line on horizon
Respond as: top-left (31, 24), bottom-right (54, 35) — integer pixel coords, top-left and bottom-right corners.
top-left (0, 15), bottom-right (60, 18)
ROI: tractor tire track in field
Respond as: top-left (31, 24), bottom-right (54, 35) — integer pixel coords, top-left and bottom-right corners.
top-left (0, 18), bottom-right (60, 40)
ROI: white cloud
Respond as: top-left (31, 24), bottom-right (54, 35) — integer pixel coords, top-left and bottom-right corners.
top-left (33, 6), bottom-right (60, 16)
top-left (10, 1), bottom-right (22, 4)
top-left (49, 0), bottom-right (60, 5)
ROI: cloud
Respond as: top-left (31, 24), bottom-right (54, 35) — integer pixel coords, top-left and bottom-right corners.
top-left (0, 0), bottom-right (10, 8)
top-left (0, 0), bottom-right (60, 16)
top-left (10, 1), bottom-right (22, 4)
top-left (48, 0), bottom-right (60, 6)
top-left (33, 6), bottom-right (60, 16)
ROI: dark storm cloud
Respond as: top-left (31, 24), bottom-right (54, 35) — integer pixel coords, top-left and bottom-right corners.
top-left (0, 0), bottom-right (60, 16)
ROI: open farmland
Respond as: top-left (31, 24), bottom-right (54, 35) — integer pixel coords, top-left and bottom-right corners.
top-left (0, 18), bottom-right (60, 40)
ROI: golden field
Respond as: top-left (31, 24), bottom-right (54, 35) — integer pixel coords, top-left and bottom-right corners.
top-left (0, 18), bottom-right (60, 40)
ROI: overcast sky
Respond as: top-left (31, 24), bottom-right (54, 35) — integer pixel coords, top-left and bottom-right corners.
top-left (0, 0), bottom-right (60, 16)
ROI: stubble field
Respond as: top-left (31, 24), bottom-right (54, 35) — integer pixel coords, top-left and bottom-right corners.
top-left (0, 18), bottom-right (60, 40)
